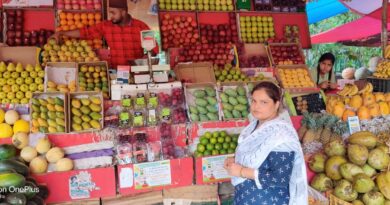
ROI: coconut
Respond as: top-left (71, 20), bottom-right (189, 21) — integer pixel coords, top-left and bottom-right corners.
top-left (376, 171), bottom-right (390, 200)
top-left (325, 156), bottom-right (348, 180)
top-left (352, 200), bottom-right (364, 205)
top-left (333, 179), bottom-right (358, 202)
top-left (363, 191), bottom-right (385, 205)
top-left (385, 200), bottom-right (390, 205)
top-left (309, 153), bottom-right (327, 173)
top-left (325, 139), bottom-right (346, 157)
top-left (340, 163), bottom-right (364, 181)
top-left (368, 148), bottom-right (390, 170)
top-left (353, 173), bottom-right (375, 193)
top-left (362, 164), bottom-right (377, 178)
top-left (348, 144), bottom-right (369, 166)
top-left (310, 173), bottom-right (333, 192)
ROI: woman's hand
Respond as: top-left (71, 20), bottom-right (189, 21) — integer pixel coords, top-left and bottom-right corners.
top-left (224, 157), bottom-right (235, 169)
top-left (329, 83), bottom-right (338, 89)
top-left (225, 162), bottom-right (243, 177)
top-left (319, 81), bottom-right (329, 89)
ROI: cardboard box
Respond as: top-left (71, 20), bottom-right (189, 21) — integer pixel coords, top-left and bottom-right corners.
top-left (219, 82), bottom-right (250, 121)
top-left (52, 199), bottom-right (100, 205)
top-left (33, 167), bottom-right (116, 204)
top-left (68, 92), bottom-right (104, 133)
top-left (163, 185), bottom-right (219, 205)
top-left (102, 191), bottom-right (163, 205)
top-left (30, 92), bottom-right (68, 134)
top-left (0, 46), bottom-right (39, 65)
top-left (175, 62), bottom-right (216, 83)
top-left (275, 65), bottom-right (320, 93)
top-left (268, 43), bottom-right (305, 66)
top-left (77, 61), bottom-right (110, 99)
top-left (44, 62), bottom-right (78, 92)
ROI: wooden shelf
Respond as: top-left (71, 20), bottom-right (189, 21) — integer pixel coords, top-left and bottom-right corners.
top-left (3, 7), bottom-right (54, 11)
top-left (57, 9), bottom-right (102, 13)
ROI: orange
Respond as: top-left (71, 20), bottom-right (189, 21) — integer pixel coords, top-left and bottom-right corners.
top-left (73, 13), bottom-right (81, 21)
top-left (93, 38), bottom-right (101, 44)
top-left (59, 12), bottom-right (67, 20)
top-left (81, 13), bottom-right (88, 20)
top-left (94, 44), bottom-right (102, 49)
top-left (66, 13), bottom-right (73, 20)
top-left (82, 19), bottom-right (88, 25)
top-left (88, 20), bottom-right (95, 26)
top-left (76, 22), bottom-right (84, 29)
top-left (94, 13), bottom-right (101, 20)
top-left (87, 40), bottom-right (93, 45)
top-left (67, 20), bottom-right (75, 26)
top-left (60, 20), bottom-right (67, 26)
top-left (88, 13), bottom-right (95, 20)
top-left (69, 25), bottom-right (77, 30)
top-left (62, 25), bottom-right (70, 31)
top-left (95, 20), bottom-right (101, 24)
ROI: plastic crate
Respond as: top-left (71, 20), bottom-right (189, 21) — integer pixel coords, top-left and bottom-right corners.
top-left (367, 77), bottom-right (390, 92)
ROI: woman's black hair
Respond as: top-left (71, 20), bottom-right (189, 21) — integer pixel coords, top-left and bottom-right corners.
top-left (316, 52), bottom-right (336, 85)
top-left (251, 81), bottom-right (282, 103)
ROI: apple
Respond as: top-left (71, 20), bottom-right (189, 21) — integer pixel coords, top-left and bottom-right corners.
top-left (29, 83), bottom-right (38, 92)
top-left (15, 77), bottom-right (24, 85)
top-left (7, 79), bottom-right (15, 86)
top-left (24, 77), bottom-right (33, 85)
top-left (19, 84), bottom-right (29, 92)
top-left (7, 92), bottom-right (15, 100)
top-left (0, 79), bottom-right (6, 86)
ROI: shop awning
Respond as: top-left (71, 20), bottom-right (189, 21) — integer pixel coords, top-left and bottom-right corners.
top-left (306, 0), bottom-right (348, 24)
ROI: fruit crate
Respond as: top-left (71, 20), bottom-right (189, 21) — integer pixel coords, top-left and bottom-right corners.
top-left (218, 82), bottom-right (250, 121)
top-left (275, 65), bottom-right (319, 93)
top-left (184, 83), bottom-right (221, 123)
top-left (30, 92), bottom-right (68, 134)
top-left (267, 43), bottom-right (305, 66)
top-left (174, 62), bottom-right (216, 84)
top-left (44, 62), bottom-right (78, 93)
top-left (68, 91), bottom-right (104, 133)
top-left (366, 77), bottom-right (390, 92)
top-left (285, 90), bottom-right (326, 116)
top-left (77, 61), bottom-right (110, 99)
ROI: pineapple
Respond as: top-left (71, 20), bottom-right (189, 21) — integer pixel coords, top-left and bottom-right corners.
top-left (302, 113), bottom-right (319, 144)
top-left (330, 120), bottom-right (348, 141)
top-left (314, 114), bottom-right (328, 138)
top-left (320, 115), bottom-right (338, 145)
top-left (298, 112), bottom-right (310, 140)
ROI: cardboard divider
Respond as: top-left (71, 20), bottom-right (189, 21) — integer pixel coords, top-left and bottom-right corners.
top-left (44, 62), bottom-right (78, 92)
top-left (174, 62), bottom-right (216, 83)
top-left (33, 167), bottom-right (116, 204)
top-left (0, 46), bottom-right (39, 65)
top-left (117, 157), bottom-right (193, 196)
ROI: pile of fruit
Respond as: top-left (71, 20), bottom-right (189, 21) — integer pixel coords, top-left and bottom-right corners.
top-left (239, 16), bottom-right (275, 43)
top-left (309, 131), bottom-right (390, 204)
top-left (78, 64), bottom-right (110, 98)
top-left (158, 0), bottom-right (197, 11)
top-left (327, 82), bottom-right (390, 121)
top-left (58, 12), bottom-right (102, 31)
top-left (160, 14), bottom-right (199, 50)
top-left (42, 38), bottom-right (99, 64)
top-left (57, 0), bottom-right (102, 10)
top-left (269, 44), bottom-right (305, 65)
top-left (277, 67), bottom-right (315, 89)
top-left (0, 62), bottom-right (44, 104)
top-left (0, 109), bottom-right (29, 139)
top-left (372, 61), bottom-right (390, 78)
top-left (70, 95), bottom-right (103, 132)
top-left (284, 25), bottom-right (300, 43)
top-left (214, 63), bottom-right (265, 83)
top-left (200, 13), bottom-right (238, 44)
top-left (178, 43), bottom-right (235, 65)
top-left (194, 131), bottom-right (238, 157)
top-left (197, 0), bottom-right (234, 11)
top-left (291, 93), bottom-right (326, 115)
top-left (0, 144), bottom-right (50, 204)
top-left (47, 80), bottom-right (77, 93)
top-left (220, 86), bottom-right (249, 119)
top-left (31, 96), bottom-right (67, 134)
top-left (188, 86), bottom-right (219, 122)
top-left (238, 55), bottom-right (270, 68)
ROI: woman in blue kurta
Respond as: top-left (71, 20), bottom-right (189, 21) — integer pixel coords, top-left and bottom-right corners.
top-left (224, 82), bottom-right (308, 205)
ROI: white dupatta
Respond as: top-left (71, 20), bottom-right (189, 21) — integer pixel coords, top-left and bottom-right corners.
top-left (232, 117), bottom-right (308, 205)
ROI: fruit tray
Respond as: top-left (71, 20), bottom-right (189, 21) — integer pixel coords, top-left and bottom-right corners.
top-left (77, 61), bottom-right (110, 99)
top-left (285, 91), bottom-right (326, 116)
top-left (44, 62), bottom-right (78, 93)
top-left (275, 65), bottom-right (319, 93)
top-left (68, 91), bottom-right (104, 133)
top-left (268, 43), bottom-right (305, 66)
top-left (184, 83), bottom-right (221, 123)
top-left (218, 82), bottom-right (250, 121)
top-left (367, 77), bottom-right (390, 93)
top-left (30, 92), bottom-right (68, 134)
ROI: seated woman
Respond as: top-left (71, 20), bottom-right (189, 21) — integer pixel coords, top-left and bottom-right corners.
top-left (224, 81), bottom-right (308, 205)
top-left (310, 52), bottom-right (338, 90)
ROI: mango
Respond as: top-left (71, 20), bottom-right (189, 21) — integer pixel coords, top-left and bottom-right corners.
top-left (222, 103), bottom-right (233, 111)
top-left (237, 86), bottom-right (246, 96)
top-left (206, 105), bottom-right (218, 113)
top-left (54, 105), bottom-right (64, 112)
top-left (47, 119), bottom-right (57, 127)
top-left (82, 122), bottom-right (92, 130)
top-left (38, 99), bottom-right (48, 106)
top-left (90, 96), bottom-right (101, 105)
top-left (48, 126), bottom-right (58, 133)
top-left (207, 113), bottom-right (218, 121)
top-left (32, 119), bottom-right (39, 127)
top-left (31, 112), bottom-right (39, 119)
top-left (234, 104), bottom-right (247, 112)
top-left (198, 107), bottom-right (207, 114)
top-left (190, 114), bottom-right (199, 122)
top-left (89, 104), bottom-right (101, 112)
top-left (56, 125), bottom-right (65, 133)
top-left (206, 97), bottom-right (217, 105)
top-left (224, 88), bottom-right (238, 97)
top-left (56, 118), bottom-right (66, 126)
top-left (237, 96), bottom-right (248, 105)
top-left (47, 104), bottom-right (55, 112)
top-left (39, 127), bottom-right (49, 133)
top-left (205, 87), bottom-right (216, 97)
top-left (193, 90), bottom-right (206, 98)
top-left (48, 111), bottom-right (56, 119)
top-left (72, 123), bottom-right (82, 131)
top-left (72, 108), bottom-right (82, 117)
top-left (89, 112), bottom-right (102, 120)
top-left (82, 115), bottom-right (91, 123)
top-left (223, 110), bottom-right (233, 119)
top-left (56, 112), bottom-right (65, 119)
top-left (199, 114), bottom-right (209, 122)
top-left (189, 106), bottom-right (198, 114)
top-left (242, 110), bottom-right (249, 118)
top-left (80, 106), bottom-right (91, 115)
top-left (228, 97), bottom-right (238, 106)
top-left (31, 98), bottom-right (40, 106)
top-left (38, 118), bottom-right (48, 127)
top-left (220, 93), bottom-right (229, 103)
top-left (232, 110), bottom-right (242, 118)
top-left (40, 106), bottom-right (48, 113)
top-left (71, 99), bottom-right (81, 108)
top-left (72, 116), bottom-right (82, 125)
top-left (31, 105), bottom-right (40, 112)
top-left (55, 97), bottom-right (64, 106)
top-left (40, 112), bottom-right (48, 120)
top-left (195, 99), bottom-right (208, 107)
top-left (47, 97), bottom-right (55, 105)
top-left (90, 120), bottom-right (101, 129)
top-left (80, 98), bottom-right (91, 106)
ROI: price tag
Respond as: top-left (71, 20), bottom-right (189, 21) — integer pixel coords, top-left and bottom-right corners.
top-left (141, 30), bottom-right (156, 51)
top-left (122, 98), bottom-right (132, 107)
top-left (120, 112), bottom-right (129, 121)
top-left (348, 116), bottom-right (361, 134)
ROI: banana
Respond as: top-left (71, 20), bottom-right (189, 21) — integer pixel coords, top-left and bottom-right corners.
top-left (348, 85), bottom-right (359, 96)
top-left (338, 84), bottom-right (352, 96)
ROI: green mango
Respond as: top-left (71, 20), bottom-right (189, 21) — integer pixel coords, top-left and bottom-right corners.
top-left (48, 111), bottom-right (56, 120)
top-left (56, 111), bottom-right (65, 119)
top-left (232, 110), bottom-right (242, 118)
top-left (228, 97), bottom-right (238, 106)
top-left (189, 106), bottom-right (198, 115)
top-left (224, 88), bottom-right (238, 97)
top-left (237, 96), bottom-right (248, 105)
top-left (222, 103), bottom-right (233, 111)
top-left (55, 97), bottom-right (64, 106)
top-left (81, 115), bottom-right (91, 123)
top-left (195, 99), bottom-right (208, 107)
top-left (193, 90), bottom-right (206, 98)
top-left (206, 97), bottom-right (217, 105)
top-left (199, 114), bottom-right (209, 122)
top-left (89, 120), bottom-right (101, 129)
top-left (80, 106), bottom-right (91, 115)
top-left (237, 86), bottom-right (246, 96)
top-left (89, 104), bottom-right (101, 112)
top-left (220, 93), bottom-right (229, 103)
top-left (89, 112), bottom-right (102, 120)
top-left (197, 106), bottom-right (208, 114)
top-left (206, 105), bottom-right (218, 113)
top-left (190, 114), bottom-right (199, 122)
top-left (205, 87), bottom-right (216, 97)
top-left (223, 110), bottom-right (233, 119)
top-left (72, 116), bottom-right (82, 125)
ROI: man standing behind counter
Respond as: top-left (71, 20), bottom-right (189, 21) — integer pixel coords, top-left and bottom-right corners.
top-left (52, 0), bottom-right (159, 69)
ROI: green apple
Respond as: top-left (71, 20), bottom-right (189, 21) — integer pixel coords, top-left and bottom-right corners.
top-left (0, 92), bottom-right (5, 99)
top-left (6, 78), bottom-right (15, 86)
top-left (25, 91), bottom-right (33, 99)
top-left (15, 91), bottom-right (24, 99)
top-left (38, 84), bottom-right (44, 92)
top-left (20, 84), bottom-right (29, 92)
top-left (29, 83), bottom-right (38, 92)
top-left (11, 84), bottom-right (19, 92)
top-left (20, 98), bottom-right (29, 104)
top-left (35, 78), bottom-right (43, 84)
top-left (25, 77), bottom-right (33, 85)
top-left (2, 99), bottom-right (10, 104)
top-left (7, 92), bottom-right (15, 100)
top-left (3, 71), bottom-right (11, 79)
top-left (21, 71), bottom-right (29, 78)
top-left (7, 63), bottom-right (15, 71)
top-left (15, 78), bottom-right (24, 85)
top-left (11, 72), bottom-right (19, 79)
top-left (38, 71), bottom-right (45, 78)
top-left (0, 79), bottom-right (6, 86)
top-left (30, 71), bottom-right (37, 78)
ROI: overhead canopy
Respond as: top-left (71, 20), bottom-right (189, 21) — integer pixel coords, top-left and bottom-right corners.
top-left (306, 0), bottom-right (348, 24)
top-left (311, 16), bottom-right (387, 44)
top-left (340, 0), bottom-right (390, 20)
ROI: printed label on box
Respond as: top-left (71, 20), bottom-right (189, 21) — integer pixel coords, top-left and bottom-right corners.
top-left (202, 155), bottom-right (234, 182)
top-left (133, 160), bottom-right (171, 189)
top-left (119, 167), bottom-right (134, 188)
top-left (348, 116), bottom-right (361, 134)
top-left (69, 171), bottom-right (100, 200)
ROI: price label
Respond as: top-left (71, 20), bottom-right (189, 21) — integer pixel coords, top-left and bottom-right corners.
top-left (348, 116), bottom-right (361, 134)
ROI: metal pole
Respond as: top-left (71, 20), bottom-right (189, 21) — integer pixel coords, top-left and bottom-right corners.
top-left (382, 0), bottom-right (388, 58)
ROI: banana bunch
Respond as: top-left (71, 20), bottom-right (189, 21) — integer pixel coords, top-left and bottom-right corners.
top-left (358, 82), bottom-right (373, 94)
top-left (373, 61), bottom-right (390, 78)
top-left (337, 83), bottom-right (359, 97)
top-left (385, 45), bottom-right (390, 59)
